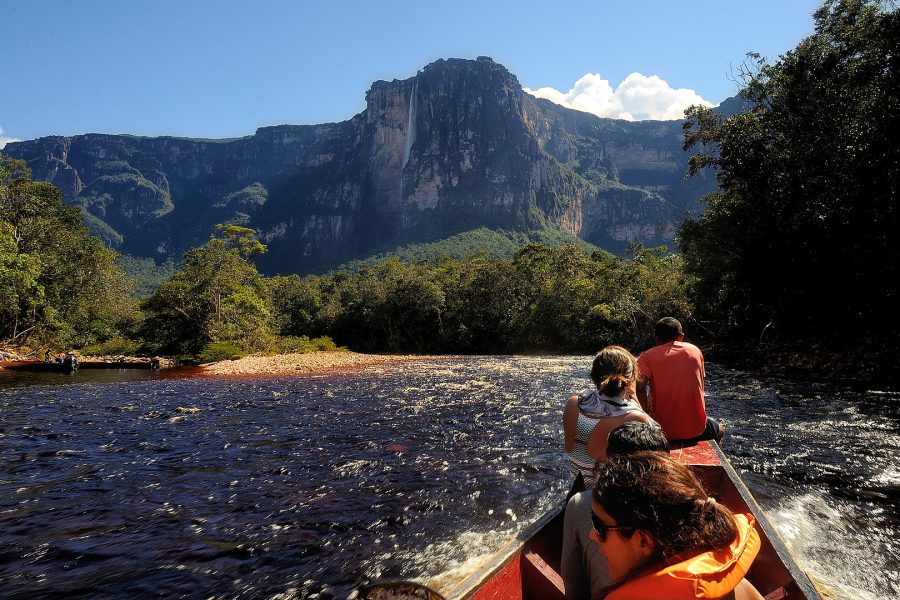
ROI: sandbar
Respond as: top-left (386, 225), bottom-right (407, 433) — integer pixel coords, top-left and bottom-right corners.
top-left (199, 351), bottom-right (425, 377)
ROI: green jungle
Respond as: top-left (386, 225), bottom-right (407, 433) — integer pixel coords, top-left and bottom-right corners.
top-left (2, 0), bottom-right (898, 381)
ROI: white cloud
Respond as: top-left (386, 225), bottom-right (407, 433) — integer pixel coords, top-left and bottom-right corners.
top-left (524, 72), bottom-right (714, 121)
top-left (0, 126), bottom-right (21, 149)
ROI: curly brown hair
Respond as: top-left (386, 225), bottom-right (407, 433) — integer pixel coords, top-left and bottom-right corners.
top-left (593, 452), bottom-right (737, 565)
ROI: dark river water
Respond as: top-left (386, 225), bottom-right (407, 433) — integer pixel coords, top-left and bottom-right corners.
top-left (0, 357), bottom-right (897, 599)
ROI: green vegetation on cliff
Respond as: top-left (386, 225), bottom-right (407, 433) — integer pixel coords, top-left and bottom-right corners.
top-left (117, 255), bottom-right (178, 298)
top-left (4, 57), bottom-right (698, 276)
top-left (338, 227), bottom-right (600, 271)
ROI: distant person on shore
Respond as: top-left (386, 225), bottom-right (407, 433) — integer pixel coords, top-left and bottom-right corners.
top-left (561, 422), bottom-right (669, 600)
top-left (590, 452), bottom-right (763, 599)
top-left (563, 346), bottom-right (657, 496)
top-left (636, 317), bottom-right (724, 443)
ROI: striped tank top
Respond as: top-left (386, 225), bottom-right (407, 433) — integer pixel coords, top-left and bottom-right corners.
top-left (567, 389), bottom-right (656, 489)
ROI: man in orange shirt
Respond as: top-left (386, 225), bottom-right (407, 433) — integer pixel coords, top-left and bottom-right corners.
top-left (636, 317), bottom-right (724, 442)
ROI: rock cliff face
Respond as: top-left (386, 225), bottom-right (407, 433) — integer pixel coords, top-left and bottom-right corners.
top-left (4, 57), bottom-right (715, 274)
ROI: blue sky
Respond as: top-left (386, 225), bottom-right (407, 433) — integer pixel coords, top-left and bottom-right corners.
top-left (1, 0), bottom-right (823, 144)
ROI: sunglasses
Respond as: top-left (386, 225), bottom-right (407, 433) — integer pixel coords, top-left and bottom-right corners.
top-left (591, 511), bottom-right (635, 542)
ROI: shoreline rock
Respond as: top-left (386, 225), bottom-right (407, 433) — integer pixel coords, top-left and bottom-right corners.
top-left (0, 347), bottom-right (29, 362)
top-left (78, 354), bottom-right (177, 368)
top-left (0, 347), bottom-right (176, 369)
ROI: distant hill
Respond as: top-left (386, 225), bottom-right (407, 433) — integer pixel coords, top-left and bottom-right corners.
top-left (716, 93), bottom-right (754, 117)
top-left (337, 227), bottom-right (602, 271)
top-left (4, 56), bottom-right (718, 274)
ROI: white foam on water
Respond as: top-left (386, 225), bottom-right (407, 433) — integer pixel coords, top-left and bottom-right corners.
top-left (871, 464), bottom-right (900, 487)
top-left (769, 492), bottom-right (897, 600)
top-left (435, 380), bottom-right (497, 392)
top-left (415, 527), bottom-right (516, 593)
top-left (424, 368), bottom-right (458, 377)
top-left (332, 459), bottom-right (381, 479)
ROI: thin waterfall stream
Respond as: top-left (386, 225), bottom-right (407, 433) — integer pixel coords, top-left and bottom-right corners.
top-left (399, 78), bottom-right (417, 201)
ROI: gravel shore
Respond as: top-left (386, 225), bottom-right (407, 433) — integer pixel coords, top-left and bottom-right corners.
top-left (199, 351), bottom-right (423, 377)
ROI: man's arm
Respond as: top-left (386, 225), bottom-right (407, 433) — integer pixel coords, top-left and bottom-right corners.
top-left (636, 373), bottom-right (651, 413)
top-left (636, 353), bottom-right (652, 413)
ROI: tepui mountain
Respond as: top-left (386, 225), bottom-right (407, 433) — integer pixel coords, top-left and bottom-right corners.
top-left (4, 57), bottom-right (719, 274)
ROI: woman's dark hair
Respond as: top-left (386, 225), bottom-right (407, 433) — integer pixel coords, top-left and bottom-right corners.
top-left (606, 422), bottom-right (669, 456)
top-left (593, 452), bottom-right (737, 565)
top-left (590, 345), bottom-right (637, 397)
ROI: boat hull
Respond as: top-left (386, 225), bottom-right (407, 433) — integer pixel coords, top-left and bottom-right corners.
top-left (445, 441), bottom-right (823, 600)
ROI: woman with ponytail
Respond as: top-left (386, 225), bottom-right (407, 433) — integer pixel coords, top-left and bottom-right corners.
top-left (590, 452), bottom-right (764, 599)
top-left (561, 347), bottom-right (660, 599)
top-left (563, 346), bottom-right (657, 493)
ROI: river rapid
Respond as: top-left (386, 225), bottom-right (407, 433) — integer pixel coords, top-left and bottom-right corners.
top-left (0, 357), bottom-right (897, 599)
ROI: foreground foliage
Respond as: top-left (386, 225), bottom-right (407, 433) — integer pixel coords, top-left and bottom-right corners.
top-left (681, 0), bottom-right (899, 345)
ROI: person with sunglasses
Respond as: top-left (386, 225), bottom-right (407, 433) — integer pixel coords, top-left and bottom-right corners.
top-left (590, 452), bottom-right (764, 600)
top-left (561, 422), bottom-right (669, 600)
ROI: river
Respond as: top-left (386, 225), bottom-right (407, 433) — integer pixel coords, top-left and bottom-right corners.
top-left (0, 357), bottom-right (897, 599)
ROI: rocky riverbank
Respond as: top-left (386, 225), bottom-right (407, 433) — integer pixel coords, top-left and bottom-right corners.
top-left (0, 346), bottom-right (177, 369)
top-left (0, 347), bottom-right (29, 362)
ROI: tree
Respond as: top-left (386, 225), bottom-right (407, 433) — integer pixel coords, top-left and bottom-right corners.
top-left (215, 224), bottom-right (267, 259)
top-left (268, 274), bottom-right (322, 337)
top-left (140, 225), bottom-right (273, 355)
top-left (257, 243), bottom-right (688, 355)
top-left (442, 254), bottom-right (522, 352)
top-left (0, 154), bottom-right (137, 347)
top-left (680, 0), bottom-right (900, 343)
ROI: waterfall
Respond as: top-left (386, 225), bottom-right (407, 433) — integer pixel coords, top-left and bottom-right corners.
top-left (401, 79), bottom-right (417, 170)
top-left (400, 78), bottom-right (417, 200)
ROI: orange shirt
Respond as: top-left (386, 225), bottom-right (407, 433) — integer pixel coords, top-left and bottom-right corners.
top-left (637, 341), bottom-right (706, 440)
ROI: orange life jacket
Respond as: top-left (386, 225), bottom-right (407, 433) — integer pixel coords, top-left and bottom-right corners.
top-left (606, 513), bottom-right (760, 599)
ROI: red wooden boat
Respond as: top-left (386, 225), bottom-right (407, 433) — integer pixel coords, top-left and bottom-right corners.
top-left (433, 441), bottom-right (824, 600)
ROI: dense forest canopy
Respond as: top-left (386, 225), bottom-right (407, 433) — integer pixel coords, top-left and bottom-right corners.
top-left (268, 244), bottom-right (688, 354)
top-left (140, 230), bottom-right (689, 358)
top-left (681, 0), bottom-right (899, 347)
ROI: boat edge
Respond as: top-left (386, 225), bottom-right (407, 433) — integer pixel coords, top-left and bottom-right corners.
top-left (709, 441), bottom-right (825, 600)
top-left (443, 499), bottom-right (567, 600)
